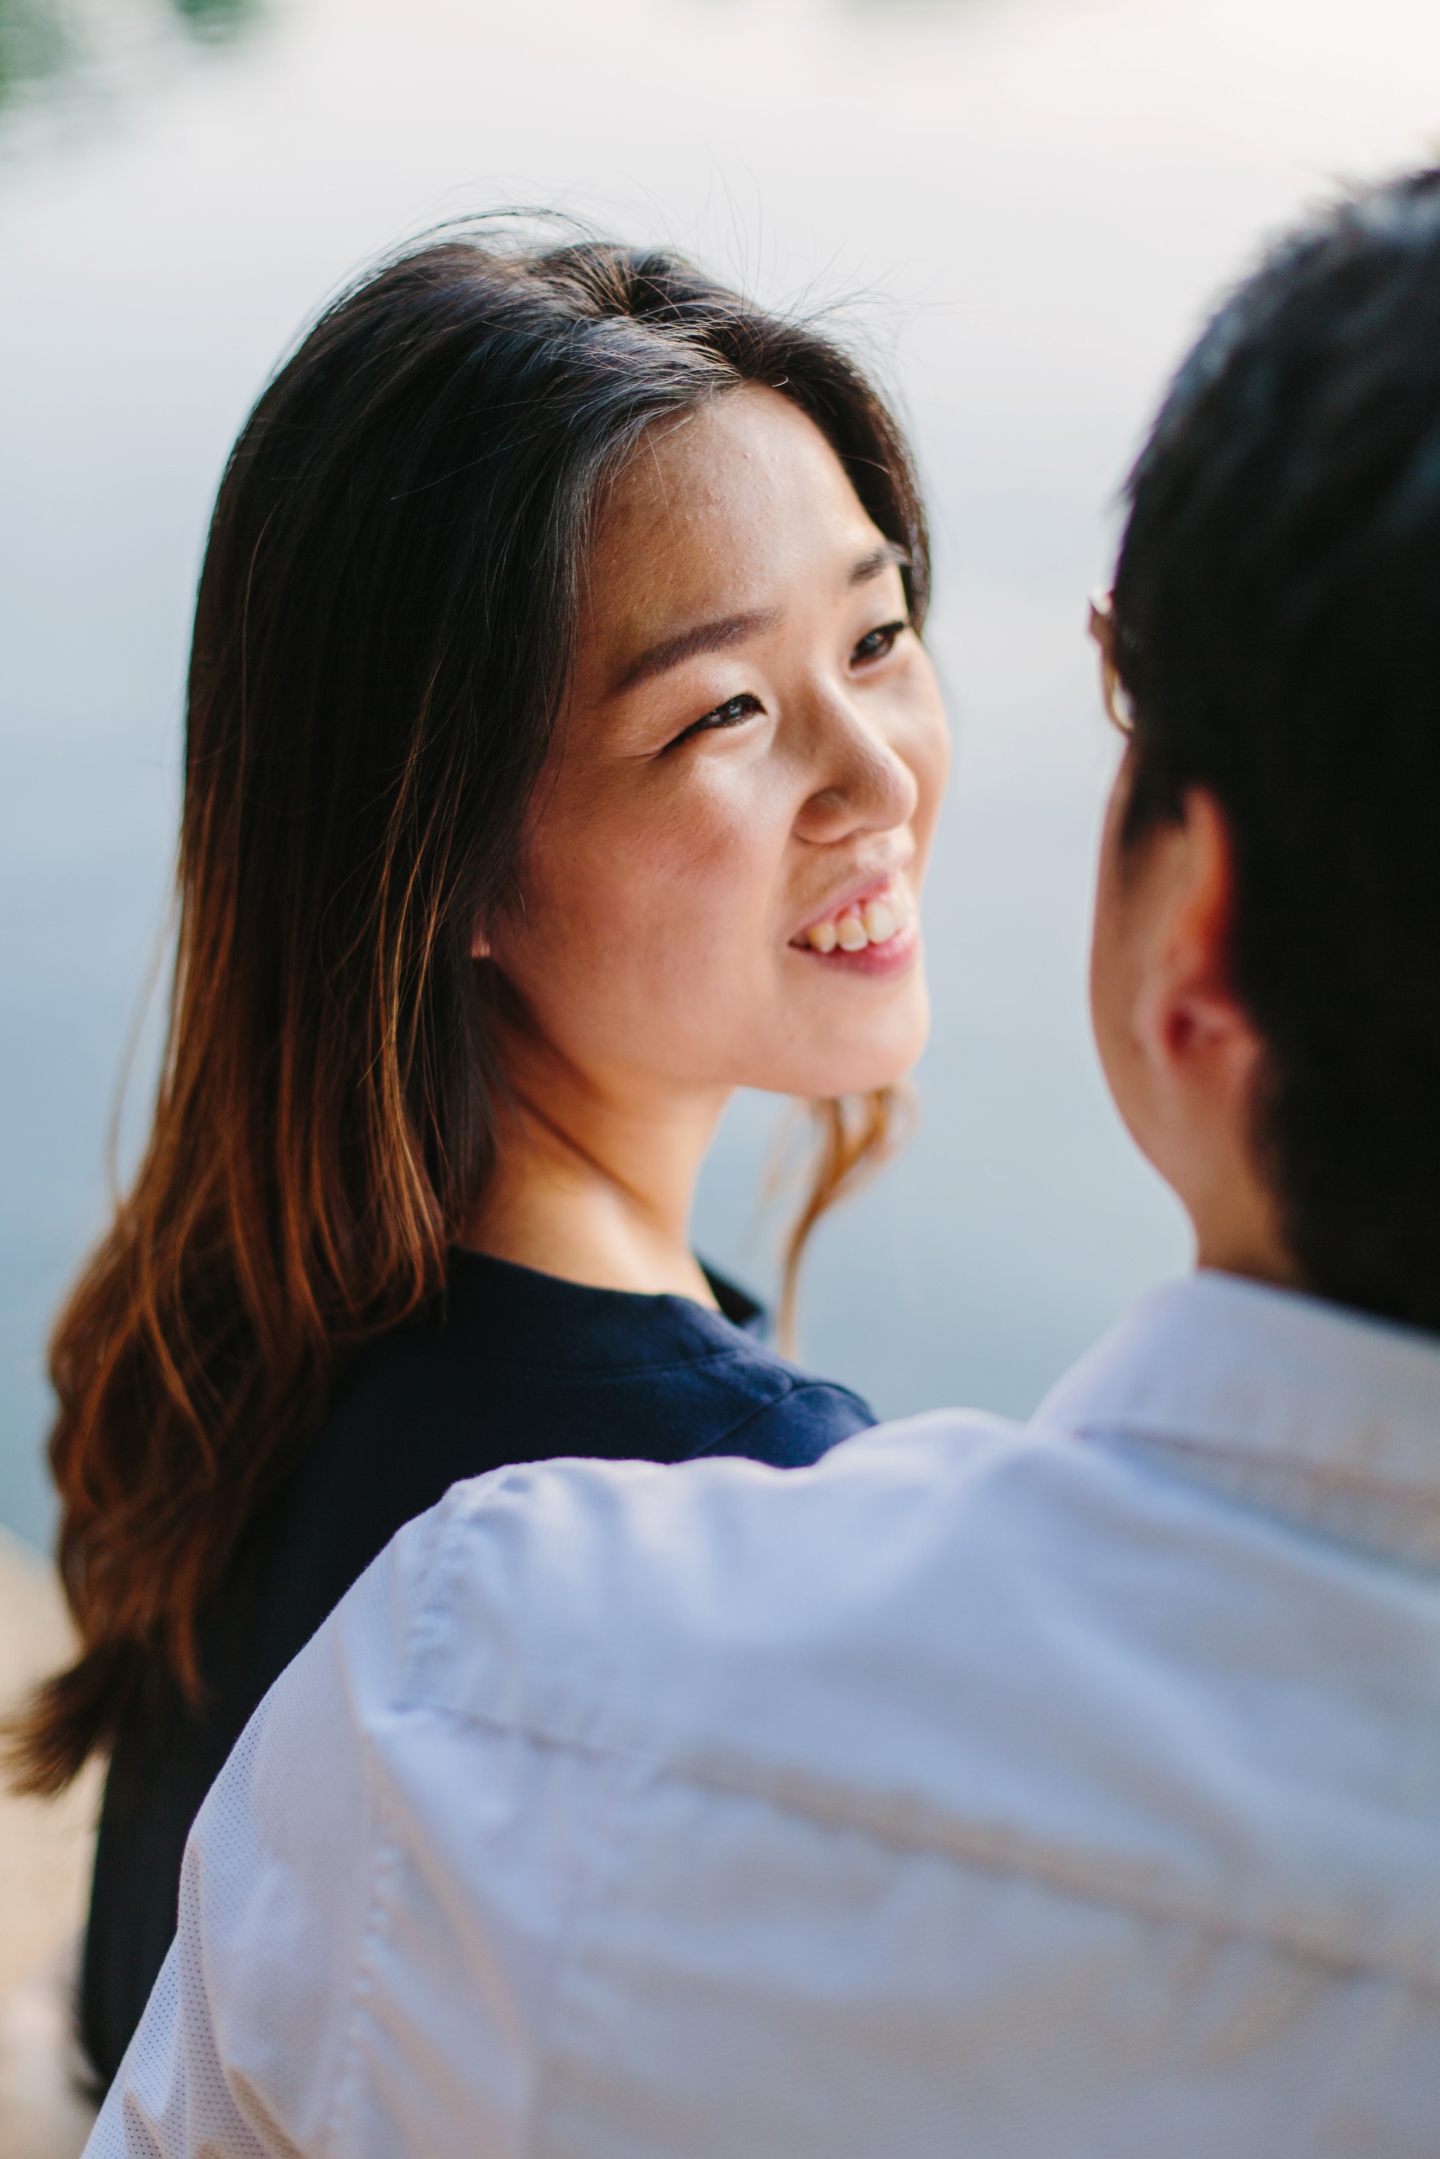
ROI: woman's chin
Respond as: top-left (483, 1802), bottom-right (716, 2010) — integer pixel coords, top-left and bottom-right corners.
top-left (779, 989), bottom-right (931, 1099)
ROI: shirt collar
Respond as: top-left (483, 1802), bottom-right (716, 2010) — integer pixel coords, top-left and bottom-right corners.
top-left (1035, 1270), bottom-right (1440, 1567)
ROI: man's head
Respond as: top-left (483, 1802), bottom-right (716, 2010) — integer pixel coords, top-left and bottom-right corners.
top-left (1092, 168), bottom-right (1440, 1329)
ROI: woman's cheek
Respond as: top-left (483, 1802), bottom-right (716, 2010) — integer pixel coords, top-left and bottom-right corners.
top-left (526, 761), bottom-right (791, 981)
top-left (902, 701), bottom-right (951, 858)
top-left (653, 775), bottom-right (782, 898)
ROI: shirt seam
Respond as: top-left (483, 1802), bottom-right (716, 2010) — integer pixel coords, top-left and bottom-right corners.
top-left (515, 1749), bottom-right (632, 2159)
top-left (683, 1382), bottom-right (874, 1459)
top-left (315, 1785), bottom-right (407, 2157)
top-left (1083, 1428), bottom-right (1440, 1575)
top-left (317, 1506), bottom-right (457, 2152)
top-left (417, 1699), bottom-right (1440, 2000)
top-left (1082, 1421), bottom-right (1440, 1502)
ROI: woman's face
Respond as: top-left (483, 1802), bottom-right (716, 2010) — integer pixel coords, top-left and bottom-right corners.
top-left (487, 384), bottom-right (949, 1108)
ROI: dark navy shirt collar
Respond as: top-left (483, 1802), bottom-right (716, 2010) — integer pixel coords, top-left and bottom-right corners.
top-left (443, 1246), bottom-right (767, 1367)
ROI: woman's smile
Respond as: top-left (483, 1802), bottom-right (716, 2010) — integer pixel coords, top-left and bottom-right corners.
top-left (790, 872), bottom-right (917, 968)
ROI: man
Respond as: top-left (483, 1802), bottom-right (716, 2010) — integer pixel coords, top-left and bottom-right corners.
top-left (89, 171), bottom-right (1440, 2156)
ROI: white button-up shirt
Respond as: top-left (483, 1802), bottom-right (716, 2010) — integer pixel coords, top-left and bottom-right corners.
top-left (89, 1272), bottom-right (1440, 2157)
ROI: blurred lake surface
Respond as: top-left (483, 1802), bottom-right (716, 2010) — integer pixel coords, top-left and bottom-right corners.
top-left (3, 0), bottom-right (1440, 1545)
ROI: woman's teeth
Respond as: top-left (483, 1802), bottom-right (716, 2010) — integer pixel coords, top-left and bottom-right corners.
top-left (804, 885), bottom-right (913, 955)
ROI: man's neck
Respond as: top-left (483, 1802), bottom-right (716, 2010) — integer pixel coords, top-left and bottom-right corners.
top-left (1186, 1162), bottom-right (1301, 1295)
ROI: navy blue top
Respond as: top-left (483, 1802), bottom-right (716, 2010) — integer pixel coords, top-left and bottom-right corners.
top-left (82, 1248), bottom-right (873, 2085)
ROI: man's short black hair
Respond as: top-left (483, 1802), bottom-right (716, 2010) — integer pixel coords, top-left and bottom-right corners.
top-left (1113, 168), bottom-right (1440, 1332)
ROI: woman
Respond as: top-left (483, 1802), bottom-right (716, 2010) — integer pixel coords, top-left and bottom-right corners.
top-left (11, 234), bottom-right (948, 2081)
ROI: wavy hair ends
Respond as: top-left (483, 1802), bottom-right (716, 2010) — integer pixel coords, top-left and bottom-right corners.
top-left (7, 229), bottom-right (929, 1797)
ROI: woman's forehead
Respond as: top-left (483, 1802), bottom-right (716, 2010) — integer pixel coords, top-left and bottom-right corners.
top-left (600, 384), bottom-right (853, 536)
top-left (580, 388), bottom-right (887, 680)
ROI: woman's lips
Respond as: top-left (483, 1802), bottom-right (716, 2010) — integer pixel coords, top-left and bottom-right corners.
top-left (799, 918), bottom-right (920, 977)
top-left (791, 874), bottom-right (914, 952)
top-left (789, 875), bottom-right (919, 975)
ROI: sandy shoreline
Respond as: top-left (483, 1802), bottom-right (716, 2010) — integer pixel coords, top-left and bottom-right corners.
top-left (0, 1529), bottom-right (100, 2157)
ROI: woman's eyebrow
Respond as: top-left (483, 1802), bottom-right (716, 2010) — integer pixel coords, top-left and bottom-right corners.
top-left (612, 608), bottom-right (780, 696)
top-left (611, 544), bottom-right (908, 697)
top-left (850, 540), bottom-right (911, 586)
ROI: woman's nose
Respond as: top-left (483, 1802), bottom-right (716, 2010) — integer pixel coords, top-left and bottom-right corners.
top-left (793, 692), bottom-right (919, 843)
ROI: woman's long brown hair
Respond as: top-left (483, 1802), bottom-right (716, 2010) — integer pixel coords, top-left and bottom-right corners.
top-left (9, 232), bottom-right (930, 1796)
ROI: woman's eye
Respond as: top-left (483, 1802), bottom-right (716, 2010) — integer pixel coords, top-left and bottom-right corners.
top-left (852, 620), bottom-right (908, 666)
top-left (667, 692), bottom-right (763, 751)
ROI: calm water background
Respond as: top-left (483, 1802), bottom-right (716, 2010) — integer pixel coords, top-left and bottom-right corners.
top-left (3, 0), bottom-right (1439, 1547)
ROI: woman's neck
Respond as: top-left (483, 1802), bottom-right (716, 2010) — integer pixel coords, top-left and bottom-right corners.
top-left (459, 1032), bottom-right (728, 1307)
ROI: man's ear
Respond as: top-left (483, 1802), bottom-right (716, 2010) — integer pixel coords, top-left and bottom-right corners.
top-left (1134, 788), bottom-right (1260, 1085)
top-left (1125, 786), bottom-right (1298, 1285)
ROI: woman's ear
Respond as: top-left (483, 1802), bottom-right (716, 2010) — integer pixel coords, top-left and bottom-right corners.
top-left (471, 923), bottom-right (492, 960)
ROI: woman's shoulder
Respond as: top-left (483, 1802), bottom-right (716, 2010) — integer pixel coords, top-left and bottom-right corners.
top-left (453, 1248), bottom-right (874, 1462)
top-left (267, 1250), bottom-right (872, 1619)
top-left (662, 1262), bottom-right (878, 1469)
top-left (323, 1247), bottom-right (873, 1473)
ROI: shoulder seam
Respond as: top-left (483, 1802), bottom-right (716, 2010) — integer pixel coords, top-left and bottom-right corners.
top-left (318, 1794), bottom-right (408, 2156)
top-left (684, 1381), bottom-right (874, 1460)
top-left (678, 1747), bottom-right (1440, 1998)
top-left (413, 1698), bottom-right (1440, 2001)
